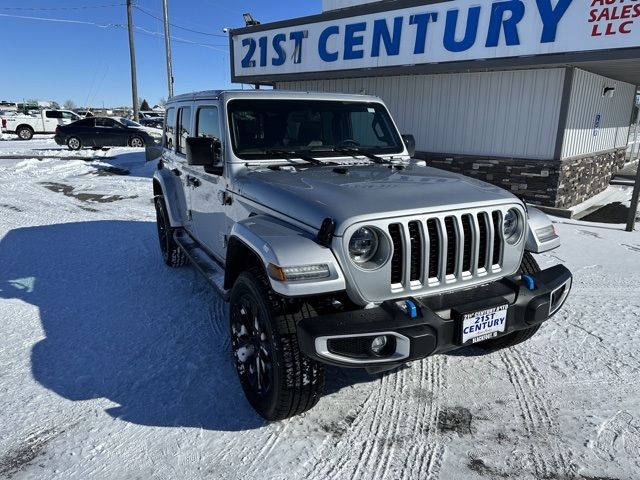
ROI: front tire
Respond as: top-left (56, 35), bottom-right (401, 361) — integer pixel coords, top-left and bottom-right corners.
top-left (154, 196), bottom-right (187, 268)
top-left (129, 136), bottom-right (145, 148)
top-left (230, 271), bottom-right (325, 421)
top-left (67, 136), bottom-right (82, 151)
top-left (17, 126), bottom-right (34, 140)
top-left (478, 252), bottom-right (542, 351)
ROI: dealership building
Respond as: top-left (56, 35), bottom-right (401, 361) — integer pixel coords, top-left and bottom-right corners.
top-left (231, 0), bottom-right (639, 214)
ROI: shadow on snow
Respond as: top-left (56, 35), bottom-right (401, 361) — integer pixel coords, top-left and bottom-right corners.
top-left (0, 220), bottom-right (265, 431)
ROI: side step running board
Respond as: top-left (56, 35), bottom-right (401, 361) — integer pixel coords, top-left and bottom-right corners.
top-left (173, 230), bottom-right (230, 300)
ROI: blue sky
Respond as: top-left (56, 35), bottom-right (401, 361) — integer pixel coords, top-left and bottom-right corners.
top-left (0, 0), bottom-right (319, 107)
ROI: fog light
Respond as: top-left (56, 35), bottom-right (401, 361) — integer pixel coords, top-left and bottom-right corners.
top-left (371, 336), bottom-right (388, 355)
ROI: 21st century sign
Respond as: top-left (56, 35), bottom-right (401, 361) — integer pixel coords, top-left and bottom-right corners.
top-left (231, 0), bottom-right (640, 80)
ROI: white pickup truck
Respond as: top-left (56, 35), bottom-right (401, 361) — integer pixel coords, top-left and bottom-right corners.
top-left (3, 110), bottom-right (81, 140)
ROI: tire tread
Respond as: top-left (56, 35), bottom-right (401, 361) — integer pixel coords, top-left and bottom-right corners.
top-left (244, 269), bottom-right (325, 420)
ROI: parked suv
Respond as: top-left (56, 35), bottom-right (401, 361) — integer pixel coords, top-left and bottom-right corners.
top-left (151, 90), bottom-right (572, 420)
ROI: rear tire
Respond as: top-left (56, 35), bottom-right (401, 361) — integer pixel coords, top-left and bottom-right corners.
top-left (154, 196), bottom-right (187, 268)
top-left (17, 126), bottom-right (34, 140)
top-left (230, 270), bottom-right (325, 421)
top-left (478, 252), bottom-right (542, 351)
top-left (67, 136), bottom-right (82, 151)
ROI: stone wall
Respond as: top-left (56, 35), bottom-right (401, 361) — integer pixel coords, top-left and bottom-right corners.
top-left (417, 149), bottom-right (627, 210)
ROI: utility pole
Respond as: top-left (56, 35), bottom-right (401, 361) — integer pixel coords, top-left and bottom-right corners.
top-left (626, 102), bottom-right (640, 232)
top-left (162, 0), bottom-right (174, 98)
top-left (126, 0), bottom-right (139, 121)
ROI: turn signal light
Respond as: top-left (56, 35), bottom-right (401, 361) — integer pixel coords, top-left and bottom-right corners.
top-left (268, 263), bottom-right (330, 282)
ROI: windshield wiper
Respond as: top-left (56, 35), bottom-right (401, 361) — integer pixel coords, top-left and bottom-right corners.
top-left (312, 146), bottom-right (390, 165)
top-left (265, 149), bottom-right (334, 166)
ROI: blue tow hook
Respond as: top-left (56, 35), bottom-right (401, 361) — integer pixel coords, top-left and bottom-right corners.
top-left (522, 275), bottom-right (536, 290)
top-left (404, 300), bottom-right (418, 319)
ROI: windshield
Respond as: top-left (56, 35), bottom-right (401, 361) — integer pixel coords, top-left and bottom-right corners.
top-left (228, 99), bottom-right (403, 160)
top-left (119, 118), bottom-right (141, 128)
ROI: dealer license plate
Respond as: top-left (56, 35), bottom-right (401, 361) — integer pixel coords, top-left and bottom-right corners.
top-left (461, 305), bottom-right (508, 344)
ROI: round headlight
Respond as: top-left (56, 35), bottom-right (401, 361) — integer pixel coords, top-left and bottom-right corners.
top-left (503, 208), bottom-right (523, 244)
top-left (349, 227), bottom-right (379, 264)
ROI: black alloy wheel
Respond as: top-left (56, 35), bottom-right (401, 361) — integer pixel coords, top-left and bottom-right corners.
top-left (230, 293), bottom-right (274, 399)
top-left (154, 196), bottom-right (186, 267)
top-left (229, 271), bottom-right (325, 421)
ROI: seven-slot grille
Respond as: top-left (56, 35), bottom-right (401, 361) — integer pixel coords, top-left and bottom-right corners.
top-left (388, 211), bottom-right (504, 289)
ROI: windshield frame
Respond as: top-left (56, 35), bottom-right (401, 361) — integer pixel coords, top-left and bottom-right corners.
top-left (226, 99), bottom-right (405, 161)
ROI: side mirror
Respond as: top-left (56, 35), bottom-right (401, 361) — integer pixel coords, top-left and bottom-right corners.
top-left (186, 136), bottom-right (221, 167)
top-left (402, 134), bottom-right (416, 157)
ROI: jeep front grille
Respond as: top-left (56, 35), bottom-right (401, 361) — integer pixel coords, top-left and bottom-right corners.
top-left (387, 210), bottom-right (504, 291)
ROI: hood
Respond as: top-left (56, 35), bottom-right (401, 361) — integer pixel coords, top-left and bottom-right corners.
top-left (235, 163), bottom-right (521, 235)
top-left (135, 126), bottom-right (163, 136)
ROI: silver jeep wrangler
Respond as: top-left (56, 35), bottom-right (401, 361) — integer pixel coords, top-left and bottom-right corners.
top-left (152, 90), bottom-right (572, 420)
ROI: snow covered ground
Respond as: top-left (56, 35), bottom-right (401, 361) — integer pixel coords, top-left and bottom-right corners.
top-left (0, 136), bottom-right (639, 480)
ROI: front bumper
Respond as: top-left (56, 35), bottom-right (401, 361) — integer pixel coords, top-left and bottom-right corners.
top-left (297, 265), bottom-right (572, 368)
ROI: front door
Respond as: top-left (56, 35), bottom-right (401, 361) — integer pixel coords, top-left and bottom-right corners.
top-left (187, 105), bottom-right (229, 261)
top-left (94, 117), bottom-right (122, 147)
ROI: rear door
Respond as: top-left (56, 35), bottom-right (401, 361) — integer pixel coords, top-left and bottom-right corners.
top-left (162, 105), bottom-right (194, 232)
top-left (44, 111), bottom-right (61, 132)
top-left (70, 118), bottom-right (96, 144)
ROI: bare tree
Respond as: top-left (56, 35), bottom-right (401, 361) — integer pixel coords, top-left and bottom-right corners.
top-left (63, 100), bottom-right (76, 110)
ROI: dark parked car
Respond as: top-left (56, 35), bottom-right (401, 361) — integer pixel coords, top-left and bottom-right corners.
top-left (139, 117), bottom-right (164, 129)
top-left (54, 116), bottom-right (162, 150)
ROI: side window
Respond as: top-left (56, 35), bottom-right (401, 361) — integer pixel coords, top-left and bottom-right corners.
top-left (46, 111), bottom-right (62, 119)
top-left (196, 107), bottom-right (220, 139)
top-left (197, 106), bottom-right (222, 166)
top-left (177, 107), bottom-right (192, 155)
top-left (96, 118), bottom-right (118, 128)
top-left (164, 108), bottom-right (176, 150)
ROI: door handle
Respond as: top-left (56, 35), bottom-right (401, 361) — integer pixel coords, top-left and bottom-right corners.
top-left (186, 175), bottom-right (201, 188)
top-left (217, 191), bottom-right (232, 205)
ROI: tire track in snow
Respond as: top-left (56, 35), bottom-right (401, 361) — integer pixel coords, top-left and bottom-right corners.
top-left (294, 384), bottom-right (379, 478)
top-left (397, 356), bottom-right (446, 480)
top-left (501, 349), bottom-right (572, 479)
top-left (303, 356), bottom-right (447, 480)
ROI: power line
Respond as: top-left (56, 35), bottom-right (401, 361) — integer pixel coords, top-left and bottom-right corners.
top-left (133, 26), bottom-right (228, 51)
top-left (134, 5), bottom-right (228, 38)
top-left (0, 3), bottom-right (124, 11)
top-left (0, 12), bottom-right (117, 27)
top-left (0, 12), bottom-right (228, 52)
